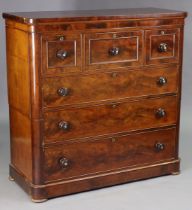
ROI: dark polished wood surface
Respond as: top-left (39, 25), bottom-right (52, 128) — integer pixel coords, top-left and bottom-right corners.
top-left (85, 30), bottom-right (143, 70)
top-left (3, 8), bottom-right (187, 24)
top-left (3, 8), bottom-right (187, 202)
top-left (42, 66), bottom-right (178, 108)
top-left (44, 127), bottom-right (176, 182)
top-left (146, 28), bottom-right (180, 65)
top-left (43, 95), bottom-right (177, 143)
top-left (42, 33), bottom-right (82, 74)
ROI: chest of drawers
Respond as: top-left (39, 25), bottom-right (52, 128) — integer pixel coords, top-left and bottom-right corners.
top-left (3, 8), bottom-right (187, 202)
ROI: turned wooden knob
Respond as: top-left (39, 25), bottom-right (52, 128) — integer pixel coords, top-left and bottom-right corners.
top-left (157, 77), bottom-right (167, 86)
top-left (59, 157), bottom-right (69, 169)
top-left (58, 121), bottom-right (70, 131)
top-left (57, 87), bottom-right (70, 96)
top-left (56, 49), bottom-right (68, 59)
top-left (155, 142), bottom-right (165, 152)
top-left (108, 47), bottom-right (120, 56)
top-left (158, 43), bottom-right (168, 52)
top-left (156, 108), bottom-right (166, 118)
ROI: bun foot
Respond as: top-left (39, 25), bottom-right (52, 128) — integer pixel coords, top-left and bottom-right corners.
top-left (172, 171), bottom-right (180, 175)
top-left (8, 176), bottom-right (14, 181)
top-left (31, 198), bottom-right (48, 203)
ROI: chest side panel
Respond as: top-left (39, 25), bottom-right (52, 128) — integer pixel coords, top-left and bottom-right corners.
top-left (5, 22), bottom-right (32, 181)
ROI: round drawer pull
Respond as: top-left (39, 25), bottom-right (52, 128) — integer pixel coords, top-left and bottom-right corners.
top-left (56, 49), bottom-right (68, 59)
top-left (157, 77), bottom-right (167, 86)
top-left (108, 47), bottom-right (120, 56)
top-left (158, 43), bottom-right (168, 52)
top-left (59, 157), bottom-right (69, 169)
top-left (155, 142), bottom-right (165, 152)
top-left (57, 87), bottom-right (70, 97)
top-left (58, 121), bottom-right (70, 131)
top-left (155, 108), bottom-right (166, 118)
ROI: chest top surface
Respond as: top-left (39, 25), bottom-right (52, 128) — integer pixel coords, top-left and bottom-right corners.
top-left (3, 8), bottom-right (187, 24)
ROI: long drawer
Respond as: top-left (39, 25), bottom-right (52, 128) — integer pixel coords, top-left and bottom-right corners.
top-left (42, 66), bottom-right (178, 108)
top-left (43, 95), bottom-right (177, 143)
top-left (44, 127), bottom-right (176, 182)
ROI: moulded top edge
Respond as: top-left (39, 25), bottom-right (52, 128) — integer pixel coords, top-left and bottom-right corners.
top-left (2, 8), bottom-right (187, 25)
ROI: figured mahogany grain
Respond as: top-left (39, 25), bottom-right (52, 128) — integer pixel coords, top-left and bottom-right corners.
top-left (9, 108), bottom-right (32, 181)
top-left (6, 27), bottom-right (31, 116)
top-left (43, 95), bottom-right (177, 142)
top-left (42, 33), bottom-right (82, 74)
top-left (5, 26), bottom-right (33, 181)
top-left (146, 28), bottom-right (179, 65)
top-left (44, 127), bottom-right (176, 182)
top-left (85, 30), bottom-right (143, 70)
top-left (42, 66), bottom-right (178, 108)
top-left (2, 8), bottom-right (187, 24)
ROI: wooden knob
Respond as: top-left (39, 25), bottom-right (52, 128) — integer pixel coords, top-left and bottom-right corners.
top-left (59, 157), bottom-right (69, 169)
top-left (158, 43), bottom-right (168, 52)
top-left (155, 142), bottom-right (165, 152)
top-left (108, 47), bottom-right (120, 56)
top-left (57, 87), bottom-right (70, 97)
top-left (56, 49), bottom-right (68, 59)
top-left (157, 77), bottom-right (167, 86)
top-left (58, 121), bottom-right (70, 131)
top-left (156, 108), bottom-right (166, 118)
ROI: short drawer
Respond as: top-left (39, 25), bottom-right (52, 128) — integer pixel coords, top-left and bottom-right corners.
top-left (85, 31), bottom-right (143, 70)
top-left (43, 95), bottom-right (177, 143)
top-left (146, 28), bottom-right (180, 65)
top-left (42, 66), bottom-right (178, 108)
top-left (43, 127), bottom-right (176, 182)
top-left (42, 33), bottom-right (82, 74)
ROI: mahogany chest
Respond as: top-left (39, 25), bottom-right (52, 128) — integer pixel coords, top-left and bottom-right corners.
top-left (3, 8), bottom-right (187, 202)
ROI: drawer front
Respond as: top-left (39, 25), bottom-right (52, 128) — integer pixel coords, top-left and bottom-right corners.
top-left (85, 31), bottom-right (143, 70)
top-left (42, 34), bottom-right (82, 75)
top-left (42, 66), bottom-right (178, 108)
top-left (146, 29), bottom-right (179, 65)
top-left (43, 95), bottom-right (177, 143)
top-left (44, 127), bottom-right (176, 182)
